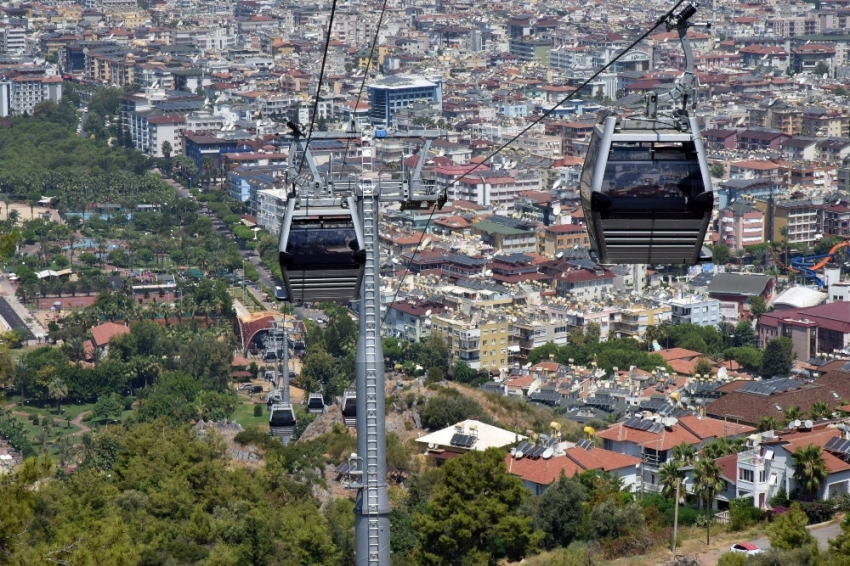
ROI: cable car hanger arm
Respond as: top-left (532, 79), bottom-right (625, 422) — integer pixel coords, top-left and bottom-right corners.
top-left (646, 3), bottom-right (711, 120)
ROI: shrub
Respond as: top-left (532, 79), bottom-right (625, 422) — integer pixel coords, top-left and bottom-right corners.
top-left (832, 492), bottom-right (850, 512)
top-left (253, 404), bottom-right (262, 417)
top-left (729, 496), bottom-right (766, 531)
top-left (798, 500), bottom-right (834, 524)
top-left (29, 414), bottom-right (39, 425)
top-left (424, 367), bottom-right (444, 385)
top-left (770, 486), bottom-right (790, 508)
top-left (717, 552), bottom-right (747, 566)
top-left (419, 392), bottom-right (486, 430)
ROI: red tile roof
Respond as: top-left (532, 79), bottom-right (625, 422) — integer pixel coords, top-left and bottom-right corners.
top-left (505, 452), bottom-right (582, 484)
top-left (90, 322), bottom-right (129, 347)
top-left (658, 348), bottom-right (703, 361)
top-left (678, 414), bottom-right (755, 440)
top-left (564, 446), bottom-right (640, 472)
top-left (505, 445), bottom-right (639, 485)
top-left (596, 422), bottom-right (700, 451)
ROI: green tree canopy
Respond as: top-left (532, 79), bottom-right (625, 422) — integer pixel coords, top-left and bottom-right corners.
top-left (767, 502), bottom-right (813, 550)
top-left (415, 448), bottom-right (541, 565)
top-left (761, 337), bottom-right (793, 378)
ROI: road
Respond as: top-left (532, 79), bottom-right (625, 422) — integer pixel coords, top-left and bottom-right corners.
top-left (751, 520), bottom-right (842, 552)
top-left (78, 108), bottom-right (87, 138)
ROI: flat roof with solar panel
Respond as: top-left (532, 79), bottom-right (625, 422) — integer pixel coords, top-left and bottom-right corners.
top-left (449, 433), bottom-right (477, 448)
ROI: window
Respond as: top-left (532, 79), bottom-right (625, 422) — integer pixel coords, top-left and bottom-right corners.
top-left (759, 470), bottom-right (766, 483)
top-left (739, 468), bottom-right (754, 482)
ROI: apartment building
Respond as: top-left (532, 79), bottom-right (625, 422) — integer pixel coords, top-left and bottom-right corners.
top-left (253, 188), bottom-right (287, 234)
top-left (431, 313), bottom-right (512, 371)
top-left (756, 199), bottom-right (822, 248)
top-left (758, 302), bottom-right (850, 359)
top-left (823, 202), bottom-right (850, 237)
top-left (470, 220), bottom-right (537, 254)
top-left (442, 166), bottom-right (542, 206)
top-left (0, 74), bottom-right (63, 117)
top-left (554, 264), bottom-right (616, 299)
top-left (541, 302), bottom-right (622, 341)
top-left (616, 305), bottom-right (671, 340)
top-left (719, 202), bottom-right (765, 251)
top-left (538, 224), bottom-right (591, 256)
top-left (385, 299), bottom-right (447, 343)
top-left (668, 296), bottom-right (721, 327)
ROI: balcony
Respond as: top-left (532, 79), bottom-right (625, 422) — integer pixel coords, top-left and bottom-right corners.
top-left (738, 449), bottom-right (767, 467)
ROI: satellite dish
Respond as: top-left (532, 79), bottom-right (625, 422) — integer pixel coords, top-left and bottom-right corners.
top-left (542, 448), bottom-right (554, 459)
top-left (805, 420), bottom-right (813, 428)
top-left (425, 309), bottom-right (432, 316)
top-left (794, 419), bottom-right (802, 428)
top-left (515, 450), bottom-right (524, 459)
top-left (552, 204), bottom-right (562, 216)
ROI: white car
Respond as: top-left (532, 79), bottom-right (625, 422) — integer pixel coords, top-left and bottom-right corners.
top-left (730, 543), bottom-right (763, 555)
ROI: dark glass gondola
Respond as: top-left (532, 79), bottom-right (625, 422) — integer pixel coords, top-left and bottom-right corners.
top-left (307, 391), bottom-right (326, 415)
top-left (278, 199), bottom-right (365, 303)
top-left (269, 402), bottom-right (296, 430)
top-left (341, 389), bottom-right (357, 427)
top-left (579, 4), bottom-right (713, 265)
top-left (580, 115), bottom-right (713, 265)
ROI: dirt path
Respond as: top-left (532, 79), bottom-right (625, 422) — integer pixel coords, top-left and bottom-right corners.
top-left (69, 412), bottom-right (91, 437)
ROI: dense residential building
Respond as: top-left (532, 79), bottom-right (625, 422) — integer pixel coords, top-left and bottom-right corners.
top-left (668, 296), bottom-right (721, 327)
top-left (0, 74), bottom-right (63, 116)
top-left (719, 202), bottom-right (765, 251)
top-left (758, 302), bottom-right (850, 358)
top-left (431, 313), bottom-right (511, 371)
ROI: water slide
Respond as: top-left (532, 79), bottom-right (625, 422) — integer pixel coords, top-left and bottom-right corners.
top-left (769, 240), bottom-right (849, 288)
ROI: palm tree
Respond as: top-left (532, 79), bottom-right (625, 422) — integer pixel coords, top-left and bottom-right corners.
top-left (644, 324), bottom-right (668, 350)
top-left (693, 458), bottom-right (725, 544)
top-left (64, 336), bottom-right (86, 362)
top-left (791, 445), bottom-right (828, 497)
top-left (758, 415), bottom-right (777, 433)
top-left (90, 346), bottom-right (103, 366)
top-left (809, 401), bottom-right (832, 421)
top-left (658, 459), bottom-right (685, 501)
top-left (33, 427), bottom-right (50, 455)
top-left (47, 378), bottom-right (68, 414)
top-left (671, 442), bottom-right (697, 466)
top-left (784, 406), bottom-right (803, 425)
top-left (701, 438), bottom-right (730, 460)
top-left (79, 432), bottom-right (95, 463)
top-left (55, 435), bottom-right (79, 468)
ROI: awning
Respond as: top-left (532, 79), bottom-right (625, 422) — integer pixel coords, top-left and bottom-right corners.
top-left (507, 345), bottom-right (521, 353)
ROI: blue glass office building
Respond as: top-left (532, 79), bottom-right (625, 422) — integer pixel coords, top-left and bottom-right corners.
top-left (367, 75), bottom-right (442, 126)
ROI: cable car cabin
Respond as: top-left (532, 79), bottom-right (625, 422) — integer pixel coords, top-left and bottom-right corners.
top-left (278, 200), bottom-right (365, 303)
top-left (307, 391), bottom-right (326, 415)
top-left (580, 115), bottom-right (713, 265)
top-left (341, 389), bottom-right (357, 427)
top-left (269, 402), bottom-right (296, 430)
